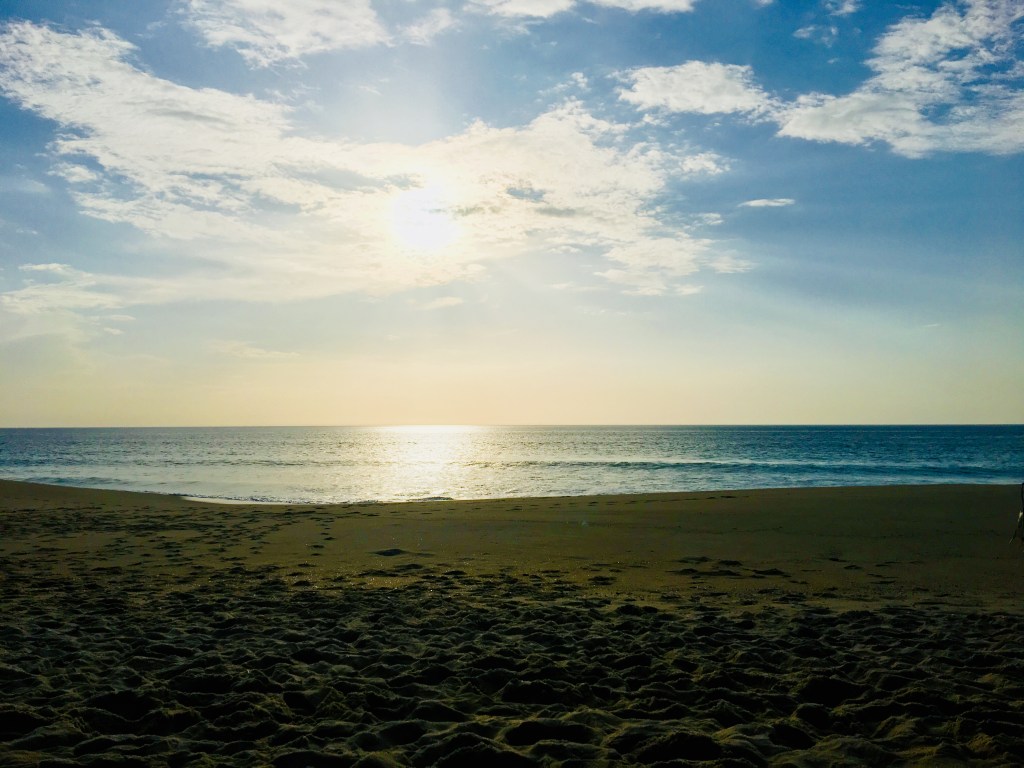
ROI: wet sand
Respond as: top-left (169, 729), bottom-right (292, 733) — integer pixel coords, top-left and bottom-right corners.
top-left (2, 480), bottom-right (1024, 766)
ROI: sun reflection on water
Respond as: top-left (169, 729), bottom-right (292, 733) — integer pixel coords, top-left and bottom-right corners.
top-left (373, 425), bottom-right (484, 500)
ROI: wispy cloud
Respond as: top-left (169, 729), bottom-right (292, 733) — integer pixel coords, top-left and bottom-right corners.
top-left (0, 263), bottom-right (161, 344)
top-left (793, 24), bottom-right (839, 47)
top-left (597, 236), bottom-right (711, 296)
top-left (1, 264), bottom-right (171, 317)
top-left (679, 152), bottom-right (730, 176)
top-left (209, 340), bottom-right (299, 359)
top-left (471, 0), bottom-right (699, 19)
top-left (4, 265), bottom-right (126, 314)
top-left (420, 296), bottom-right (465, 310)
top-left (471, 0), bottom-right (576, 18)
top-left (0, 176), bottom-right (50, 195)
top-left (592, 0), bottom-right (700, 10)
top-left (184, 0), bottom-right (389, 66)
top-left (793, 1), bottom-right (860, 45)
top-left (403, 9), bottom-right (457, 45)
top-left (826, 0), bottom-right (861, 17)
top-left (707, 254), bottom-right (753, 273)
top-left (0, 218), bottom-right (39, 236)
top-left (740, 198), bottom-right (795, 207)
top-left (181, 0), bottom-right (700, 58)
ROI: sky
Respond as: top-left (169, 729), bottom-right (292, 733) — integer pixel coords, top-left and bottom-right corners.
top-left (0, 0), bottom-right (1022, 427)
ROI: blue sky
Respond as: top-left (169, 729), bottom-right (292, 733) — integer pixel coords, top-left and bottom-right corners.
top-left (0, 0), bottom-right (1021, 426)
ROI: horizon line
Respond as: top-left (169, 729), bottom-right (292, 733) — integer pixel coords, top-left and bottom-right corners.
top-left (1, 423), bottom-right (1021, 430)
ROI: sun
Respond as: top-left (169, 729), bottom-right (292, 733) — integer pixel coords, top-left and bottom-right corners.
top-left (389, 184), bottom-right (460, 254)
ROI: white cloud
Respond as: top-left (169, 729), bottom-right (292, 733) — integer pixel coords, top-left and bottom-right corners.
top-left (591, 0), bottom-right (699, 10)
top-left (472, 0), bottom-right (698, 18)
top-left (617, 2), bottom-right (1024, 157)
top-left (691, 212), bottom-right (723, 226)
top-left (778, 0), bottom-right (1024, 156)
top-left (679, 152), bottom-right (730, 176)
top-left (780, 91), bottom-right (928, 147)
top-left (740, 198), bottom-right (795, 207)
top-left (184, 0), bottom-right (388, 66)
top-left (826, 0), bottom-right (860, 16)
top-left (471, 0), bottom-right (575, 18)
top-left (403, 9), bottom-right (457, 45)
top-left (619, 61), bottom-right (774, 115)
top-left (0, 22), bottom-right (739, 317)
top-left (0, 22), bottom-right (296, 241)
top-left (51, 163), bottom-right (99, 184)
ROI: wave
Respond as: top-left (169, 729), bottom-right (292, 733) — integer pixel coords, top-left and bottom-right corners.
top-left (2, 425), bottom-right (1021, 504)
top-left (461, 458), bottom-right (1002, 476)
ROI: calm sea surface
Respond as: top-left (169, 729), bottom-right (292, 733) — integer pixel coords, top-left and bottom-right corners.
top-left (0, 426), bottom-right (1020, 504)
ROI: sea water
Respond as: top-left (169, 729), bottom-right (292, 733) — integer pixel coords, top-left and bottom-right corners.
top-left (0, 425), bottom-right (1020, 504)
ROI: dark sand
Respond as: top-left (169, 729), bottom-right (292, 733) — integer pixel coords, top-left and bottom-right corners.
top-left (2, 480), bottom-right (1024, 766)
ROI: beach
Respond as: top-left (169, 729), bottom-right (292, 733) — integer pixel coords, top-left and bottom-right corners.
top-left (2, 479), bottom-right (1024, 766)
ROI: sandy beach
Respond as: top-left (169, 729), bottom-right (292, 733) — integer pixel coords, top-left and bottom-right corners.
top-left (2, 480), bottom-right (1024, 766)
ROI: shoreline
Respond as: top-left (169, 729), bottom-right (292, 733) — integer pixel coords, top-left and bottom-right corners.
top-left (3, 478), bottom-right (1022, 607)
top-left (4, 479), bottom-right (1024, 766)
top-left (2, 474), bottom-right (1018, 506)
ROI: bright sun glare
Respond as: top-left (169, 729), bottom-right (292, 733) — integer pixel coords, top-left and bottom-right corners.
top-left (389, 185), bottom-right (460, 254)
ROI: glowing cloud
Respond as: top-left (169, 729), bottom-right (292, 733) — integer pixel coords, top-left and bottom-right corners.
top-left (389, 185), bottom-right (461, 254)
top-left (0, 22), bottom-right (738, 317)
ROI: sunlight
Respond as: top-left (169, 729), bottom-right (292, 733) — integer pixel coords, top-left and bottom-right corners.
top-left (380, 425), bottom-right (482, 433)
top-left (371, 425), bottom-right (482, 500)
top-left (389, 184), bottom-right (460, 254)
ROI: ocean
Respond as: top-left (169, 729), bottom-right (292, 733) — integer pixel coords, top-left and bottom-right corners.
top-left (0, 425), bottom-right (1020, 504)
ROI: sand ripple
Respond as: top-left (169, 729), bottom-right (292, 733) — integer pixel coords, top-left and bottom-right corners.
top-left (3, 564), bottom-right (1024, 766)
